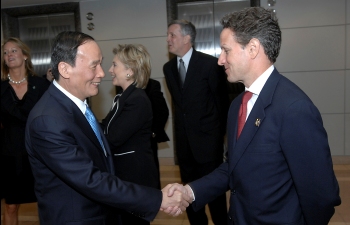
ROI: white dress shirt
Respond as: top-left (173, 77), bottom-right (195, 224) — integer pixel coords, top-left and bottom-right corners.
top-left (245, 65), bottom-right (274, 120)
top-left (53, 80), bottom-right (88, 114)
top-left (177, 47), bottom-right (193, 71)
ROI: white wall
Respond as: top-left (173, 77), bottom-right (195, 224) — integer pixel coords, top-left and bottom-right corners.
top-left (261, 0), bottom-right (350, 155)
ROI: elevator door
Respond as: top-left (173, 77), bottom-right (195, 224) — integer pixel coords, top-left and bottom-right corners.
top-left (18, 13), bottom-right (75, 76)
top-left (178, 0), bottom-right (250, 58)
top-left (177, 0), bottom-right (247, 103)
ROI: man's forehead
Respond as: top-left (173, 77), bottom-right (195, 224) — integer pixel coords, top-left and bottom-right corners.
top-left (77, 40), bottom-right (93, 50)
top-left (221, 29), bottom-right (235, 40)
top-left (221, 28), bottom-right (234, 35)
top-left (77, 42), bottom-right (101, 57)
top-left (168, 24), bottom-right (180, 31)
top-left (220, 31), bottom-right (234, 46)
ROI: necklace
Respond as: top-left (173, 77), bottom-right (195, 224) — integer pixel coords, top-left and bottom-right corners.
top-left (8, 73), bottom-right (26, 84)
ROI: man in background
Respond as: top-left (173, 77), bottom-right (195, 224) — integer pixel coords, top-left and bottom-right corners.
top-left (163, 19), bottom-right (229, 225)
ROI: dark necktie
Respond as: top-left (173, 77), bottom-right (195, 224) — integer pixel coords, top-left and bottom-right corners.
top-left (237, 91), bottom-right (253, 139)
top-left (85, 106), bottom-right (107, 156)
top-left (178, 58), bottom-right (186, 86)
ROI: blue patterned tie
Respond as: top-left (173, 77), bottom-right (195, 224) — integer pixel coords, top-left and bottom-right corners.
top-left (85, 106), bottom-right (107, 156)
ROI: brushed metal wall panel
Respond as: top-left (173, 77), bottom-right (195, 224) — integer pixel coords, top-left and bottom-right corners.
top-left (18, 13), bottom-right (75, 76)
top-left (178, 0), bottom-right (250, 57)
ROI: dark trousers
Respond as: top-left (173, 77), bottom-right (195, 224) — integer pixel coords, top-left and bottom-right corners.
top-left (186, 193), bottom-right (228, 225)
top-left (120, 211), bottom-right (150, 225)
top-left (177, 139), bottom-right (228, 225)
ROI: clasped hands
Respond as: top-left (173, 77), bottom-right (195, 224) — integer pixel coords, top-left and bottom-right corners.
top-left (160, 183), bottom-right (193, 216)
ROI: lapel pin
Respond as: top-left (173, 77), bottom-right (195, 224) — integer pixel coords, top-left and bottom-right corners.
top-left (255, 118), bottom-right (261, 127)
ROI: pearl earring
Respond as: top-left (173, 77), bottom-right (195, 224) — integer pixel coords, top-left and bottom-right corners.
top-left (127, 74), bottom-right (130, 78)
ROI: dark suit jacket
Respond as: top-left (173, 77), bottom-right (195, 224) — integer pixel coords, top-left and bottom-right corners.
top-left (101, 84), bottom-right (158, 188)
top-left (144, 78), bottom-right (170, 144)
top-left (189, 69), bottom-right (341, 225)
top-left (163, 49), bottom-right (229, 164)
top-left (25, 84), bottom-right (162, 225)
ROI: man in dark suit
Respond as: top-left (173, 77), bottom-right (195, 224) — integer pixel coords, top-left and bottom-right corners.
top-left (163, 19), bottom-right (229, 225)
top-left (168, 7), bottom-right (341, 225)
top-left (144, 78), bottom-right (170, 189)
top-left (25, 31), bottom-right (190, 225)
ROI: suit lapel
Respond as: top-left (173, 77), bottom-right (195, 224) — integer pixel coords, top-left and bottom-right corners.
top-left (227, 96), bottom-right (241, 157)
top-left (182, 50), bottom-right (198, 91)
top-left (48, 85), bottom-right (110, 159)
top-left (100, 132), bottom-right (114, 173)
top-left (228, 69), bottom-right (281, 173)
top-left (76, 108), bottom-right (105, 156)
top-left (115, 84), bottom-right (135, 118)
top-left (172, 59), bottom-right (183, 91)
top-left (102, 86), bottom-right (136, 141)
top-left (166, 58), bottom-right (182, 101)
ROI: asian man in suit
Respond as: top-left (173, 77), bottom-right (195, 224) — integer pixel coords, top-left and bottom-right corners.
top-left (25, 31), bottom-right (190, 225)
top-left (163, 19), bottom-right (229, 225)
top-left (168, 7), bottom-right (341, 225)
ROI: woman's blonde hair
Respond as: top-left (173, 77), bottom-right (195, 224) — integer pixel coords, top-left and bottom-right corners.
top-left (1, 37), bottom-right (36, 81)
top-left (113, 44), bottom-right (151, 89)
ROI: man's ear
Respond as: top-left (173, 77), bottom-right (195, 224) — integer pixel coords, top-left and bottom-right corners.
top-left (247, 38), bottom-right (260, 59)
top-left (184, 35), bottom-right (191, 45)
top-left (58, 62), bottom-right (70, 79)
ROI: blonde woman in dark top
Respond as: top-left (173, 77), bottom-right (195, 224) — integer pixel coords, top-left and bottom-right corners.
top-left (101, 44), bottom-right (158, 225)
top-left (1, 37), bottom-right (49, 225)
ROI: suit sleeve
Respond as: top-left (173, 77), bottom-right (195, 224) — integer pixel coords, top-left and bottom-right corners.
top-left (26, 114), bottom-right (162, 221)
top-left (189, 162), bottom-right (230, 211)
top-left (280, 99), bottom-right (341, 224)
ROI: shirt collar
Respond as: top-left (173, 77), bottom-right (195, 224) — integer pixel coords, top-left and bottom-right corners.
top-left (53, 80), bottom-right (87, 114)
top-left (246, 65), bottom-right (274, 96)
top-left (177, 47), bottom-right (193, 71)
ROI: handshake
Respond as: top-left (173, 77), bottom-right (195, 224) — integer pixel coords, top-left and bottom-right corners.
top-left (159, 183), bottom-right (194, 216)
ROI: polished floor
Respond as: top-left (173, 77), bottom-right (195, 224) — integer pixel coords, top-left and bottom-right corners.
top-left (1, 158), bottom-right (350, 225)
